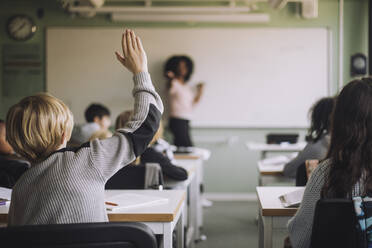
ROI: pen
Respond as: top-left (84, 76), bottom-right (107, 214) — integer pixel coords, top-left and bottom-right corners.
top-left (105, 201), bottom-right (118, 206)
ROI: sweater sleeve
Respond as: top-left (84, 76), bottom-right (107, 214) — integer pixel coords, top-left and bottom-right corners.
top-left (90, 72), bottom-right (163, 180)
top-left (287, 159), bottom-right (330, 248)
top-left (283, 140), bottom-right (327, 178)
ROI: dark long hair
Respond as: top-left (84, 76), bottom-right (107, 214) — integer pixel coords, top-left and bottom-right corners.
top-left (305, 97), bottom-right (335, 143)
top-left (322, 78), bottom-right (372, 198)
top-left (164, 55), bottom-right (194, 89)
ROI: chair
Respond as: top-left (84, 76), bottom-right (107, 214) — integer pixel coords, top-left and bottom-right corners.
top-left (311, 198), bottom-right (361, 248)
top-left (295, 162), bottom-right (307, 186)
top-left (0, 222), bottom-right (157, 248)
top-left (266, 133), bottom-right (299, 144)
top-left (105, 163), bottom-right (163, 190)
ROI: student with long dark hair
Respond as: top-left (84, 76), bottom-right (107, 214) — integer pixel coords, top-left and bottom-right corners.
top-left (283, 97), bottom-right (335, 178)
top-left (164, 55), bottom-right (204, 147)
top-left (287, 78), bottom-right (372, 248)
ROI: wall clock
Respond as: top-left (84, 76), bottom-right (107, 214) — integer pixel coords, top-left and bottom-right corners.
top-left (7, 15), bottom-right (37, 41)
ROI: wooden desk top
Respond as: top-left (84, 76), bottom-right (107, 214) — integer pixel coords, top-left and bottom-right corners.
top-left (0, 190), bottom-right (186, 223)
top-left (173, 147), bottom-right (211, 161)
top-left (257, 161), bottom-right (284, 176)
top-left (174, 154), bottom-right (201, 160)
top-left (256, 187), bottom-right (304, 216)
top-left (246, 142), bottom-right (306, 152)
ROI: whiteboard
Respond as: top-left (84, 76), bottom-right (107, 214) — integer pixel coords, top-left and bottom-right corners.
top-left (47, 27), bottom-right (329, 127)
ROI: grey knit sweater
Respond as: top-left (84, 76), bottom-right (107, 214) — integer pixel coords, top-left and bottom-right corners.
top-left (8, 72), bottom-right (163, 226)
top-left (287, 159), bottom-right (363, 248)
top-left (283, 134), bottom-right (330, 178)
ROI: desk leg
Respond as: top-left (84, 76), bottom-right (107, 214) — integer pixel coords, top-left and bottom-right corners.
top-left (177, 209), bottom-right (185, 248)
top-left (188, 175), bottom-right (198, 247)
top-left (196, 161), bottom-right (203, 238)
top-left (262, 216), bottom-right (273, 248)
top-left (258, 206), bottom-right (264, 248)
top-left (163, 223), bottom-right (172, 248)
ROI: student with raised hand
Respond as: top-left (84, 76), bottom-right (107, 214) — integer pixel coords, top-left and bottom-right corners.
top-left (6, 29), bottom-right (163, 226)
top-left (283, 97), bottom-right (335, 178)
top-left (115, 110), bottom-right (188, 181)
top-left (287, 78), bottom-right (372, 248)
top-left (164, 55), bottom-right (204, 147)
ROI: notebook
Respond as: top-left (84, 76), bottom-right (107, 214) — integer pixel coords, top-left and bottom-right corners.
top-left (105, 193), bottom-right (169, 212)
top-left (279, 188), bottom-right (305, 208)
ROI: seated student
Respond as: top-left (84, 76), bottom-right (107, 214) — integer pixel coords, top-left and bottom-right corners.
top-left (283, 97), bottom-right (335, 178)
top-left (89, 129), bottom-right (113, 141)
top-left (287, 78), bottom-right (372, 248)
top-left (0, 120), bottom-right (29, 188)
top-left (6, 29), bottom-right (163, 226)
top-left (116, 111), bottom-right (188, 181)
top-left (70, 103), bottom-right (113, 145)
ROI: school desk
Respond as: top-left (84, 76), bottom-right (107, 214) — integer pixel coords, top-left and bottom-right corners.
top-left (256, 186), bottom-right (304, 248)
top-left (0, 190), bottom-right (186, 248)
top-left (257, 161), bottom-right (295, 186)
top-left (246, 142), bottom-right (306, 159)
top-left (165, 161), bottom-right (198, 248)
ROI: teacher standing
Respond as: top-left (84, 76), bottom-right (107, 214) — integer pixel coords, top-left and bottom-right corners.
top-left (164, 55), bottom-right (204, 147)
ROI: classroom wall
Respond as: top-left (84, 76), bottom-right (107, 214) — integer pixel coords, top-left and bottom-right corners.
top-left (0, 0), bottom-right (368, 193)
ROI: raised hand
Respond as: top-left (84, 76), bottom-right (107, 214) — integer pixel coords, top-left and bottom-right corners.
top-left (115, 29), bottom-right (148, 75)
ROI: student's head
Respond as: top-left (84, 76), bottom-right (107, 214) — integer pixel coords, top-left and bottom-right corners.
top-left (164, 55), bottom-right (194, 82)
top-left (115, 110), bottom-right (133, 130)
top-left (89, 130), bottom-right (113, 141)
top-left (305, 97), bottom-right (335, 143)
top-left (0, 119), bottom-right (14, 155)
top-left (322, 78), bottom-right (372, 198)
top-left (6, 93), bottom-right (74, 163)
top-left (85, 103), bottom-right (111, 130)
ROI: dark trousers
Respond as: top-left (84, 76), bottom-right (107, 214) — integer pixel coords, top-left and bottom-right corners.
top-left (169, 117), bottom-right (193, 147)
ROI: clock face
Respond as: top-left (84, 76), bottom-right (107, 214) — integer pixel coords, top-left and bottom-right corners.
top-left (7, 15), bottom-right (37, 41)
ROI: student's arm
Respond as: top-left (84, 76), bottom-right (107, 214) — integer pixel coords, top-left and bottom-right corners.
top-left (193, 82), bottom-right (204, 104)
top-left (287, 160), bottom-right (330, 248)
top-left (282, 142), bottom-right (325, 178)
top-left (90, 29), bottom-right (163, 180)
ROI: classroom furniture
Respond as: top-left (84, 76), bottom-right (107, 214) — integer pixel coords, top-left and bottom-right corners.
top-left (0, 222), bottom-right (157, 248)
top-left (257, 160), bottom-right (295, 186)
top-left (47, 27), bottom-right (330, 127)
top-left (0, 190), bottom-right (185, 248)
top-left (165, 160), bottom-right (198, 248)
top-left (266, 133), bottom-right (299, 144)
top-left (246, 142), bottom-right (306, 159)
top-left (311, 199), bottom-right (359, 248)
top-left (256, 186), bottom-right (303, 248)
top-left (174, 148), bottom-right (210, 240)
top-left (295, 162), bottom-right (307, 186)
top-left (105, 164), bottom-right (163, 190)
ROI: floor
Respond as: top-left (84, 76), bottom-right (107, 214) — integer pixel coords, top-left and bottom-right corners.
top-left (195, 201), bottom-right (288, 248)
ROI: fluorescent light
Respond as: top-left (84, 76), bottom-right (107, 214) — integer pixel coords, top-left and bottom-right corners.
top-left (111, 13), bottom-right (270, 23)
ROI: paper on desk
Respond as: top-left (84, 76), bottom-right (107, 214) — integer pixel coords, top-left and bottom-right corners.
top-left (105, 193), bottom-right (169, 212)
top-left (279, 188), bottom-right (305, 208)
top-left (261, 155), bottom-right (290, 165)
top-left (258, 162), bottom-right (285, 172)
top-left (0, 187), bottom-right (12, 201)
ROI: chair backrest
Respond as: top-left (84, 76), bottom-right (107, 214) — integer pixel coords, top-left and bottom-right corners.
top-left (0, 222), bottom-right (157, 248)
top-left (105, 164), bottom-right (163, 190)
top-left (266, 133), bottom-right (299, 144)
top-left (295, 162), bottom-right (307, 186)
top-left (311, 198), bottom-right (360, 248)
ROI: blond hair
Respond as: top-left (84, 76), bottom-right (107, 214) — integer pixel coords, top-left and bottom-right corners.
top-left (89, 130), bottom-right (113, 141)
top-left (6, 93), bottom-right (74, 163)
top-left (115, 110), bottom-right (163, 145)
